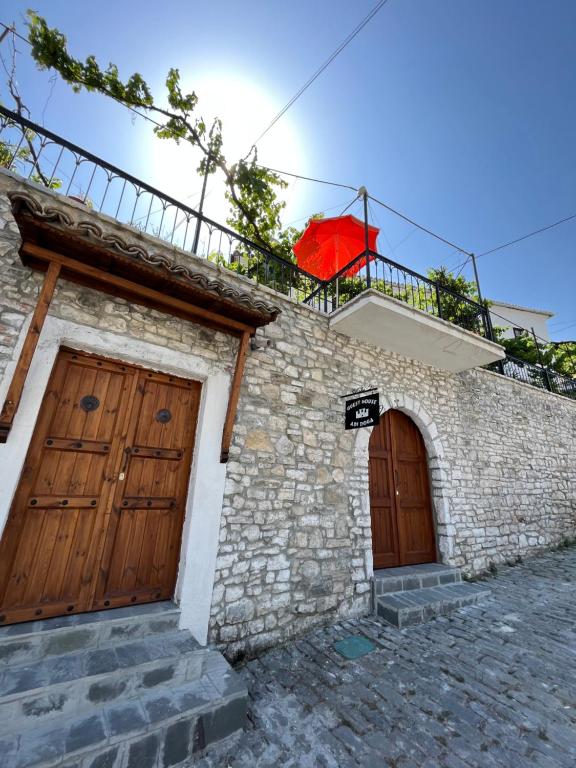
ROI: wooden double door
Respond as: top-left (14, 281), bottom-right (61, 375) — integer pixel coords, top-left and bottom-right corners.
top-left (0, 349), bottom-right (200, 625)
top-left (369, 409), bottom-right (436, 569)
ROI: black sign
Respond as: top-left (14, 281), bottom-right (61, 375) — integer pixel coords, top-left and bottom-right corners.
top-left (344, 393), bottom-right (380, 430)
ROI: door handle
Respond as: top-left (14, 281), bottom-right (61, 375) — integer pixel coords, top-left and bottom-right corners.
top-left (118, 446), bottom-right (131, 481)
top-left (394, 469), bottom-right (400, 496)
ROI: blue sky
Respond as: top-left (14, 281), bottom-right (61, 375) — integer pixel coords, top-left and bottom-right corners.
top-left (2, 0), bottom-right (576, 338)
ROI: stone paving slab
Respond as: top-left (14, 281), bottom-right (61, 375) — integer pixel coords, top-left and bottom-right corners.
top-left (196, 548), bottom-right (576, 767)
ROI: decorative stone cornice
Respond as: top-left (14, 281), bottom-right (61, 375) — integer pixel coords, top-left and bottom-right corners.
top-left (8, 189), bottom-right (282, 321)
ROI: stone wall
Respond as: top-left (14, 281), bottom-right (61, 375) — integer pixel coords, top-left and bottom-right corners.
top-left (1, 173), bottom-right (575, 661)
top-left (211, 292), bottom-right (576, 658)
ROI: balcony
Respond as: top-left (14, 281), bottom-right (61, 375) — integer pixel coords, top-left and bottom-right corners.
top-left (329, 289), bottom-right (504, 372)
top-left (305, 252), bottom-right (505, 372)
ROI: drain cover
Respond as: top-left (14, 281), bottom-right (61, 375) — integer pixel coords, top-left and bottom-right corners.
top-left (334, 635), bottom-right (375, 660)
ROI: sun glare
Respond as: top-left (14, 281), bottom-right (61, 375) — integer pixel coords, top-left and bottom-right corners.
top-left (146, 72), bottom-right (307, 227)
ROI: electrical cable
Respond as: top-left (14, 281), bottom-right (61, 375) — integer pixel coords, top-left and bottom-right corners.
top-left (258, 166), bottom-right (479, 260)
top-left (250, 0), bottom-right (391, 148)
top-left (255, 164), bottom-right (357, 192)
top-left (285, 196), bottom-right (357, 226)
top-left (477, 212), bottom-right (576, 259)
top-left (488, 307), bottom-right (554, 348)
top-left (368, 198), bottom-right (394, 255)
top-left (454, 257), bottom-right (470, 279)
top-left (339, 196), bottom-right (359, 216)
top-left (0, 21), bottom-right (22, 43)
top-left (451, 210), bottom-right (576, 275)
top-left (368, 193), bottom-right (473, 256)
top-left (549, 320), bottom-right (576, 333)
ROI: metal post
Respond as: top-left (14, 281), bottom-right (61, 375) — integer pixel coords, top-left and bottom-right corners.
top-left (361, 187), bottom-right (371, 289)
top-left (192, 150), bottom-right (212, 255)
top-left (470, 251), bottom-right (494, 341)
top-left (470, 253), bottom-right (483, 302)
top-left (435, 284), bottom-right (443, 319)
top-left (532, 326), bottom-right (552, 391)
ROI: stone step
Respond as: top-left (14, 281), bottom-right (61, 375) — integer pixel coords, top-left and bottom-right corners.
top-left (373, 563), bottom-right (462, 597)
top-left (0, 649), bottom-right (247, 768)
top-left (0, 627), bottom-right (199, 695)
top-left (375, 582), bottom-right (491, 629)
top-left (0, 632), bottom-right (206, 733)
top-left (0, 602), bottom-right (180, 668)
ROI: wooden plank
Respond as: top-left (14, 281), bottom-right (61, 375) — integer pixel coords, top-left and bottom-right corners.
top-left (0, 262), bottom-right (61, 443)
top-left (21, 243), bottom-right (254, 336)
top-left (119, 497), bottom-right (177, 510)
top-left (26, 496), bottom-right (100, 509)
top-left (220, 330), bottom-right (251, 463)
top-left (130, 446), bottom-right (183, 460)
top-left (43, 438), bottom-right (112, 454)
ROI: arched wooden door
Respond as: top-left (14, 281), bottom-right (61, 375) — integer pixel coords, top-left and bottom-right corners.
top-left (369, 409), bottom-right (436, 569)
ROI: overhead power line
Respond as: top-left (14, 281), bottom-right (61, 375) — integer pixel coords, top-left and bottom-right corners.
top-left (549, 319), bottom-right (576, 333)
top-left (250, 0), bottom-right (391, 148)
top-left (550, 322), bottom-right (576, 335)
top-left (339, 196), bottom-right (359, 216)
top-left (368, 193), bottom-right (473, 256)
top-left (257, 165), bottom-right (478, 257)
top-left (0, 21), bottom-right (22, 43)
top-left (477, 212), bottom-right (576, 259)
top-left (255, 164), bottom-right (357, 191)
top-left (285, 195), bottom-right (357, 226)
top-left (452, 210), bottom-right (576, 274)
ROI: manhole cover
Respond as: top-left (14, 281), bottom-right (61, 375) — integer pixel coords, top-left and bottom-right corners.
top-left (334, 635), bottom-right (375, 660)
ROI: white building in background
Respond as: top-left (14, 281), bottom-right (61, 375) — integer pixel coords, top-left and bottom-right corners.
top-left (489, 300), bottom-right (553, 341)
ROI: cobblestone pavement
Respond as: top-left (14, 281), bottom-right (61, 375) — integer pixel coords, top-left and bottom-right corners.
top-left (198, 549), bottom-right (576, 767)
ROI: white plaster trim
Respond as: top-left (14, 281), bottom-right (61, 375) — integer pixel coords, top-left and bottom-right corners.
top-left (0, 315), bottom-right (231, 645)
top-left (354, 392), bottom-right (454, 577)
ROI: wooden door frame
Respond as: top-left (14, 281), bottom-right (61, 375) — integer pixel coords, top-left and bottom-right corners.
top-left (0, 316), bottom-right (233, 643)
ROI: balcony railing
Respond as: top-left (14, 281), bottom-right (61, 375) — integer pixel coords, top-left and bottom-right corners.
top-left (490, 355), bottom-right (576, 400)
top-left (304, 250), bottom-right (492, 339)
top-left (1, 106), bottom-right (575, 399)
top-left (0, 106), bottom-right (326, 310)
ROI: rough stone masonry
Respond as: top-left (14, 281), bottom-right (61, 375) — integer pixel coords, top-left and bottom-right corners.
top-left (0, 172), bottom-right (575, 660)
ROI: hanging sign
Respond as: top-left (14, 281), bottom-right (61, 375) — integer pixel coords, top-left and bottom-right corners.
top-left (344, 392), bottom-right (380, 430)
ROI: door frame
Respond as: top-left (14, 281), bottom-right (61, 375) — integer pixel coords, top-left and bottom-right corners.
top-left (0, 315), bottom-right (232, 644)
top-left (354, 394), bottom-right (454, 577)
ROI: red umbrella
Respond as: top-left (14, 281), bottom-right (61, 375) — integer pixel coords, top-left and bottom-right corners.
top-left (293, 214), bottom-right (379, 281)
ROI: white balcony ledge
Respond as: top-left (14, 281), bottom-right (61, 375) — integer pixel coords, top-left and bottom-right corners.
top-left (329, 290), bottom-right (505, 373)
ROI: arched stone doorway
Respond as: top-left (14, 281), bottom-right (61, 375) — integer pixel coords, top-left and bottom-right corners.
top-left (369, 409), bottom-right (437, 569)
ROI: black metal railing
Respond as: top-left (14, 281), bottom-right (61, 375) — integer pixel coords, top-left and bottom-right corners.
top-left (304, 250), bottom-right (491, 338)
top-left (2, 106), bottom-right (575, 400)
top-left (0, 106), bottom-right (326, 308)
top-left (490, 355), bottom-right (576, 400)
